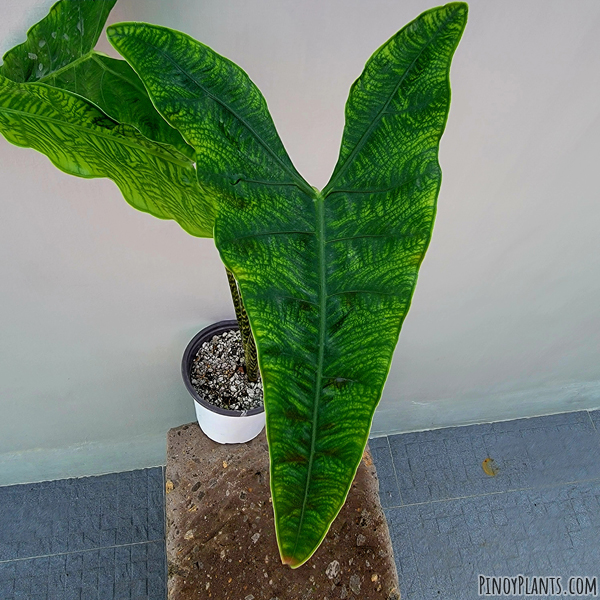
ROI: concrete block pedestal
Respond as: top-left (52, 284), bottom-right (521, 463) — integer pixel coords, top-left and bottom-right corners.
top-left (166, 423), bottom-right (400, 599)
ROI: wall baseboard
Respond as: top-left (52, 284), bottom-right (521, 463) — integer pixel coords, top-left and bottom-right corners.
top-left (0, 432), bottom-right (170, 487)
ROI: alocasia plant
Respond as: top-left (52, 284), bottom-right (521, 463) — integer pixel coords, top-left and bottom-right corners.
top-left (0, 0), bottom-right (468, 567)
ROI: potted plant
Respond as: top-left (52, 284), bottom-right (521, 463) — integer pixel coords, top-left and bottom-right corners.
top-left (181, 316), bottom-right (265, 445)
top-left (0, 0), bottom-right (468, 569)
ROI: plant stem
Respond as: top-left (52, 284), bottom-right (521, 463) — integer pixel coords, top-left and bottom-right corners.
top-left (225, 267), bottom-right (259, 382)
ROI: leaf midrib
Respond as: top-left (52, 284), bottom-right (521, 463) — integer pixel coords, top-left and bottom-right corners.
top-left (323, 7), bottom-right (458, 196)
top-left (38, 50), bottom-right (91, 85)
top-left (291, 189), bottom-right (326, 559)
top-left (40, 51), bottom-right (150, 100)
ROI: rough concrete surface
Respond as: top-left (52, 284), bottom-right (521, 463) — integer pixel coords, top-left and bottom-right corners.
top-left (166, 423), bottom-right (400, 600)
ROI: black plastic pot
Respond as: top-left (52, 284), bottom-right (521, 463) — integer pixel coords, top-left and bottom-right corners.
top-left (181, 320), bottom-right (265, 443)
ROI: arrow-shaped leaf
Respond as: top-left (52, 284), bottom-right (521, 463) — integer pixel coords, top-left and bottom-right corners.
top-left (0, 75), bottom-right (214, 237)
top-left (108, 1), bottom-right (467, 567)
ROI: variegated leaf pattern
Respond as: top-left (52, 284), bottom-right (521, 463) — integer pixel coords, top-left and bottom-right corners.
top-left (0, 75), bottom-right (214, 237)
top-left (109, 2), bottom-right (467, 568)
top-left (0, 0), bottom-right (210, 235)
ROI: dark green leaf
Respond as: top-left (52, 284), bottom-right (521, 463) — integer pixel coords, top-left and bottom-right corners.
top-left (0, 0), bottom-right (116, 83)
top-left (108, 2), bottom-right (467, 567)
top-left (0, 74), bottom-right (214, 237)
top-left (42, 52), bottom-right (194, 159)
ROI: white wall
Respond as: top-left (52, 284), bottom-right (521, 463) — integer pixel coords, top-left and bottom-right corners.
top-left (1, 0), bottom-right (599, 484)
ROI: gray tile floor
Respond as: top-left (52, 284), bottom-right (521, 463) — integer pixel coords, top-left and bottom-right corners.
top-left (371, 409), bottom-right (600, 600)
top-left (0, 468), bottom-right (166, 600)
top-left (1, 411), bottom-right (599, 599)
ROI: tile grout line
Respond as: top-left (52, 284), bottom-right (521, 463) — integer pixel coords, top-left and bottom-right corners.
top-left (384, 435), bottom-right (426, 600)
top-left (385, 435), bottom-right (405, 507)
top-left (162, 464), bottom-right (168, 596)
top-left (381, 474), bottom-right (600, 510)
top-left (586, 409), bottom-right (599, 434)
top-left (585, 410), bottom-right (600, 463)
top-left (0, 465), bottom-right (167, 490)
top-left (0, 539), bottom-right (163, 565)
top-left (369, 408), bottom-right (595, 439)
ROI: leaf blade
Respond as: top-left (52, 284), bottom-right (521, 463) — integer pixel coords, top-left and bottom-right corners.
top-left (1, 0), bottom-right (195, 159)
top-left (277, 3), bottom-right (468, 566)
top-left (0, 74), bottom-right (214, 237)
top-left (324, 2), bottom-right (468, 194)
top-left (107, 4), bottom-right (467, 568)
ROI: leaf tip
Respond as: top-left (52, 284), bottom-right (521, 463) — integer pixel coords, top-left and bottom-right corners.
top-left (447, 1), bottom-right (469, 20)
top-left (106, 22), bottom-right (135, 43)
top-left (105, 24), bottom-right (120, 43)
top-left (280, 555), bottom-right (303, 569)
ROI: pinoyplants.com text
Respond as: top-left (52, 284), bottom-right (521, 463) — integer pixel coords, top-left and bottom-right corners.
top-left (478, 575), bottom-right (597, 597)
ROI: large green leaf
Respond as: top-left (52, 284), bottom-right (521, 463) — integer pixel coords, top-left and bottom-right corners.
top-left (1, 0), bottom-right (194, 159)
top-left (108, 1), bottom-right (467, 567)
top-left (0, 0), bottom-right (117, 83)
top-left (0, 74), bottom-right (214, 237)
